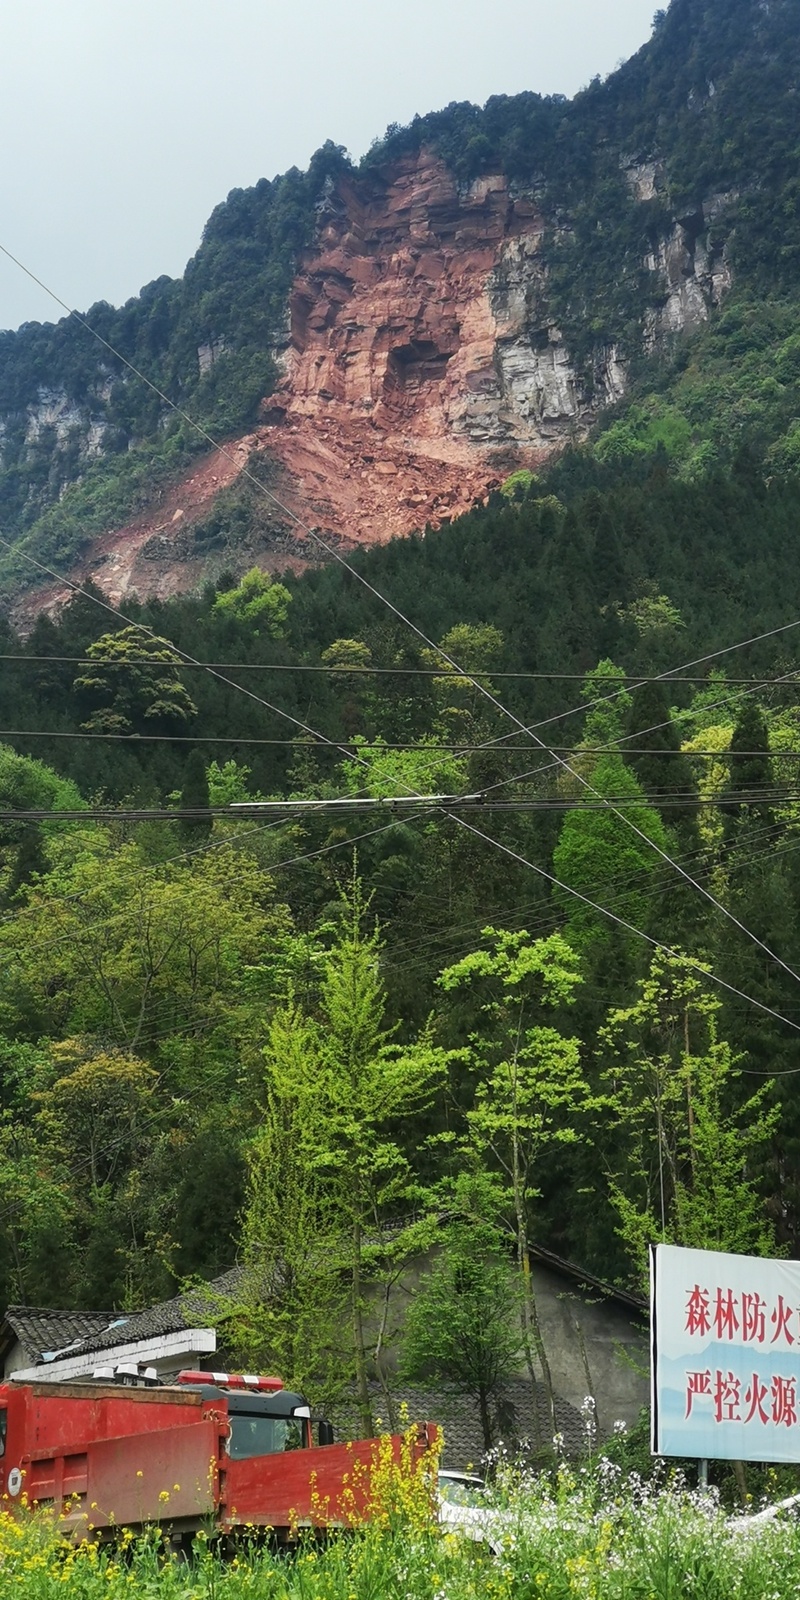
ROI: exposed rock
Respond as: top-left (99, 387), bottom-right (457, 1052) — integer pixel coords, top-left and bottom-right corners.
top-left (14, 149), bottom-right (738, 614)
top-left (256, 148), bottom-right (616, 551)
top-left (197, 338), bottom-right (227, 375)
top-left (623, 159), bottom-right (664, 202)
top-left (643, 192), bottom-right (734, 344)
top-left (24, 388), bottom-right (106, 457)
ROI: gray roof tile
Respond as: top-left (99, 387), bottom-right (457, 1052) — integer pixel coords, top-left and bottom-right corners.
top-left (3, 1269), bottom-right (246, 1364)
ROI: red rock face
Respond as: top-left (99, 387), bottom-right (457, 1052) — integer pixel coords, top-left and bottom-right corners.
top-left (258, 149), bottom-right (547, 547)
top-left (30, 148), bottom-right (602, 617)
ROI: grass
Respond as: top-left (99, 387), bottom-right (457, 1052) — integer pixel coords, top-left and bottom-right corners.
top-left (3, 1459), bottom-right (800, 1600)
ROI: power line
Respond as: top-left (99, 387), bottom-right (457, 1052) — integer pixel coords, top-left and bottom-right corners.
top-left (9, 529), bottom-right (798, 1003)
top-left (2, 728), bottom-right (797, 757)
top-left (3, 789), bottom-right (799, 822)
top-left (472, 665), bottom-right (800, 798)
top-left (448, 813), bottom-right (800, 1060)
top-left (0, 806), bottom-right (432, 971)
top-left (4, 243), bottom-right (800, 1026)
top-left (2, 651), bottom-right (800, 685)
top-left (6, 492), bottom-right (800, 1029)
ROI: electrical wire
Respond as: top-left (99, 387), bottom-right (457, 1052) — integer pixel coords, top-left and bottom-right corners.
top-left (4, 241), bottom-right (800, 1032)
top-left (447, 813), bottom-right (800, 1064)
top-left (1, 790), bottom-right (798, 822)
top-left (3, 728), bottom-right (800, 758)
top-left (3, 651), bottom-right (800, 684)
top-left (6, 524), bottom-right (800, 1007)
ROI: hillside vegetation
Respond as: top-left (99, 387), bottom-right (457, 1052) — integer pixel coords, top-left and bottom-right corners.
top-left (2, 0), bottom-right (800, 1452)
top-left (0, 0), bottom-right (799, 582)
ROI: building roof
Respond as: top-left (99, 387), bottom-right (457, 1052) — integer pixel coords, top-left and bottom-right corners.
top-left (1, 1247), bottom-right (644, 1373)
top-left (1, 1307), bottom-right (114, 1367)
top-left (1, 1268), bottom-right (244, 1369)
top-left (527, 1242), bottom-right (647, 1316)
top-left (333, 1380), bottom-right (587, 1467)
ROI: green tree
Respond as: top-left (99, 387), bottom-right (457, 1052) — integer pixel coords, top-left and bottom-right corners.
top-left (601, 952), bottom-right (779, 1293)
top-left (73, 626), bottom-right (197, 733)
top-left (624, 680), bottom-right (698, 829)
top-left (401, 1176), bottom-right (523, 1452)
top-left (321, 638), bottom-right (374, 737)
top-left (4, 825), bottom-right (48, 904)
top-left (723, 698), bottom-right (774, 822)
top-left (0, 833), bottom-right (284, 1053)
top-left (212, 567), bottom-right (291, 635)
top-left (230, 1003), bottom-right (348, 1411)
top-left (552, 754), bottom-right (671, 946)
top-left (180, 749), bottom-right (212, 839)
top-left (424, 624), bottom-right (505, 744)
top-left (437, 928), bottom-right (586, 1438)
top-left (243, 878), bottom-right (445, 1435)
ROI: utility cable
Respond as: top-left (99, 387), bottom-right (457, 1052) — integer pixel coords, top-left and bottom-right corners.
top-left (6, 530), bottom-right (800, 1007)
top-left (4, 244), bottom-right (800, 1014)
top-left (4, 727), bottom-right (800, 759)
top-left (447, 812), bottom-right (800, 1062)
top-left (9, 651), bottom-right (800, 683)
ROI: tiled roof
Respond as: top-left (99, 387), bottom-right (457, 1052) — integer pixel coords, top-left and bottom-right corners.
top-left (527, 1243), bottom-right (647, 1316)
top-left (331, 1381), bottom-right (586, 1469)
top-left (3, 1307), bottom-right (113, 1364)
top-left (86, 1268), bottom-right (245, 1354)
top-left (2, 1269), bottom-right (246, 1365)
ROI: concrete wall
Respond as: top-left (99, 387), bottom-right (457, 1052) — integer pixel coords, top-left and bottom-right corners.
top-left (530, 1262), bottom-right (648, 1436)
top-left (366, 1249), bottom-right (648, 1445)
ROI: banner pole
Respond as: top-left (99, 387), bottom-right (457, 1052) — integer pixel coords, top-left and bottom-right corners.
top-left (698, 1458), bottom-right (709, 1491)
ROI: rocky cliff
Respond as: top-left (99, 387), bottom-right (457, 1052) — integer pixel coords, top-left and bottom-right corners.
top-left (22, 145), bottom-right (734, 618)
top-left (5, 0), bottom-right (796, 614)
top-left (257, 149), bottom-right (624, 551)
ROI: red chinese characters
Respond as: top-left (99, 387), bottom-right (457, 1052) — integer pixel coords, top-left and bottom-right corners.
top-left (771, 1295), bottom-right (794, 1347)
top-left (714, 1370), bottom-right (741, 1423)
top-left (685, 1285), bottom-right (711, 1337)
top-left (684, 1285), bottom-right (797, 1346)
top-left (685, 1369), bottom-right (712, 1418)
top-left (714, 1290), bottom-right (739, 1341)
top-left (743, 1374), bottom-right (769, 1425)
top-left (741, 1293), bottom-right (766, 1344)
top-left (771, 1375), bottom-right (797, 1427)
top-left (684, 1369), bottom-right (799, 1426)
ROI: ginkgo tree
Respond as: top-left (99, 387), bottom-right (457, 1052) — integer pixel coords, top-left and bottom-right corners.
top-left (601, 951), bottom-right (780, 1294)
top-left (437, 927), bottom-right (589, 1438)
top-left (241, 877), bottom-right (446, 1434)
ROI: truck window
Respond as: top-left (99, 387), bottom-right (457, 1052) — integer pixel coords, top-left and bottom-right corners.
top-left (228, 1414), bottom-right (305, 1459)
top-left (0, 1409), bottom-right (6, 1457)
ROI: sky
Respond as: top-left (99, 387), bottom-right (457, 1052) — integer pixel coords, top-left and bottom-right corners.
top-left (0, 0), bottom-right (658, 333)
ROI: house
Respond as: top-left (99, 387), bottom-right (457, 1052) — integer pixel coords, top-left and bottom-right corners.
top-left (0, 1269), bottom-right (243, 1385)
top-left (1, 1250), bottom-right (648, 1468)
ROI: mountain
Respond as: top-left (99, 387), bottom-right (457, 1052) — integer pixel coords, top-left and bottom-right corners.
top-left (0, 0), bottom-right (799, 617)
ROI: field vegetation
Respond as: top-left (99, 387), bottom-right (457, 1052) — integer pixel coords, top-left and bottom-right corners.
top-left (4, 1455), bottom-right (800, 1600)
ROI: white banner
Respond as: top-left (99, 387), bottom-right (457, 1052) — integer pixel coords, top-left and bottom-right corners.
top-left (651, 1243), bottom-right (800, 1462)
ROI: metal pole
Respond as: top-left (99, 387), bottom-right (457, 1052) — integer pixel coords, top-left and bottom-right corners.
top-left (698, 1458), bottom-right (709, 1491)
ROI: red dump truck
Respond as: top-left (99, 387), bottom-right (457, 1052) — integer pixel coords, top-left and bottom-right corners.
top-left (0, 1367), bottom-right (437, 1546)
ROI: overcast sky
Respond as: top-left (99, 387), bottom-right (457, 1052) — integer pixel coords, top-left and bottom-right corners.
top-left (0, 0), bottom-right (657, 333)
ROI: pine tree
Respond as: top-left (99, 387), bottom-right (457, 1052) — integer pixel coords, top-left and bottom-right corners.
top-left (723, 699), bottom-right (773, 821)
top-left (5, 825), bottom-right (48, 903)
top-left (180, 749), bottom-right (212, 838)
top-left (625, 680), bottom-right (698, 828)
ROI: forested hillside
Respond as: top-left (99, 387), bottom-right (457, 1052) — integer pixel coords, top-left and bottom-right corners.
top-left (2, 0), bottom-right (800, 1437)
top-left (0, 0), bottom-right (798, 595)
